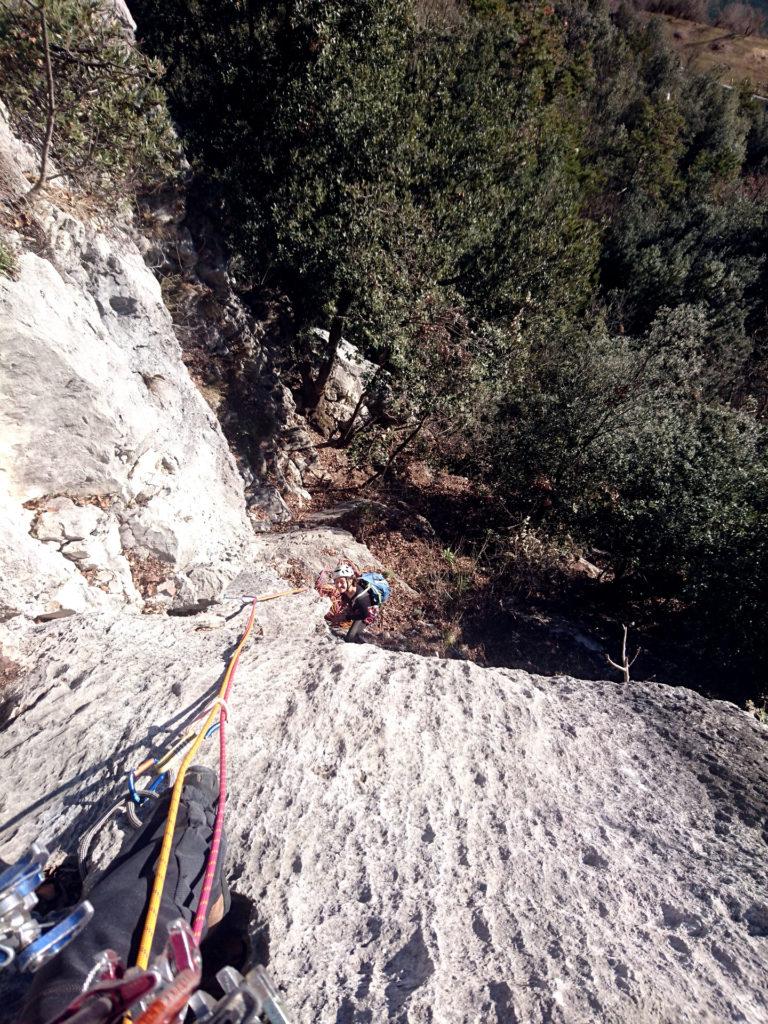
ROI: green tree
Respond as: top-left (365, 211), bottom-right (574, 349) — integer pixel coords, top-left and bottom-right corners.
top-left (0, 0), bottom-right (178, 201)
top-left (135, 0), bottom-right (439, 414)
top-left (415, 2), bottom-right (598, 324)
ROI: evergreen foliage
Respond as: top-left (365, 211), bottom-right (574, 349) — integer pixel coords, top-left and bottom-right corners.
top-left (99, 0), bottom-right (768, 695)
top-left (0, 0), bottom-right (178, 200)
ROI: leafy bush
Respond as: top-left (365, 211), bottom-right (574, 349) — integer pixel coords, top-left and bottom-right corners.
top-left (0, 0), bottom-right (178, 201)
top-left (479, 303), bottom-right (768, 675)
top-left (131, 0), bottom-right (768, 697)
top-left (0, 238), bottom-right (17, 277)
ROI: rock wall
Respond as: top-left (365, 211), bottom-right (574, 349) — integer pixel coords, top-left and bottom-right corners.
top-left (1, 608), bottom-right (766, 1024)
top-left (135, 188), bottom-right (318, 528)
top-left (0, 114), bottom-right (253, 618)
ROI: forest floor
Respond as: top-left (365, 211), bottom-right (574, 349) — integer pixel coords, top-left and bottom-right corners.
top-left (285, 435), bottom-right (754, 705)
top-left (646, 11), bottom-right (768, 93)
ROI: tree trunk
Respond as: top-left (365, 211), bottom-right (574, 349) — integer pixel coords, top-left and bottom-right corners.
top-left (333, 365), bottom-right (383, 448)
top-left (364, 412), bottom-right (430, 486)
top-left (304, 289), bottom-right (352, 415)
top-left (28, 2), bottom-right (56, 198)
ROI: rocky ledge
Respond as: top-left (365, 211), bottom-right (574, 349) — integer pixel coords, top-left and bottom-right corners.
top-left (1, 601), bottom-right (766, 1024)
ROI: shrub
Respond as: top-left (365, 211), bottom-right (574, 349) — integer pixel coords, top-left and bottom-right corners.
top-left (715, 2), bottom-right (766, 36)
top-left (0, 238), bottom-right (17, 277)
top-left (0, 0), bottom-right (178, 202)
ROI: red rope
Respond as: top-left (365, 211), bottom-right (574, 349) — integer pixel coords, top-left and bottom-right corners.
top-left (191, 599), bottom-right (255, 941)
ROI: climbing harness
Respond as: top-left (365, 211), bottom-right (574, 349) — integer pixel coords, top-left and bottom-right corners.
top-left (0, 844), bottom-right (93, 973)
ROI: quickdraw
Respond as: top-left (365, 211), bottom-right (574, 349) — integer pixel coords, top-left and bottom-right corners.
top-left (188, 963), bottom-right (292, 1024)
top-left (127, 769), bottom-right (168, 808)
top-left (45, 918), bottom-right (291, 1024)
top-left (44, 918), bottom-right (198, 1024)
top-left (0, 844), bottom-right (93, 974)
top-left (6, 587), bottom-right (305, 1023)
top-left (78, 705), bottom-right (226, 880)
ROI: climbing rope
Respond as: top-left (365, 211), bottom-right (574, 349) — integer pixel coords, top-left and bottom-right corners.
top-left (191, 698), bottom-right (228, 943)
top-left (135, 599), bottom-right (259, 970)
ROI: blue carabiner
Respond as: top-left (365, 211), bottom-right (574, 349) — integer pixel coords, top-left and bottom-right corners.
top-left (147, 772), bottom-right (168, 796)
top-left (128, 764), bottom-right (167, 806)
top-left (127, 770), bottom-right (144, 806)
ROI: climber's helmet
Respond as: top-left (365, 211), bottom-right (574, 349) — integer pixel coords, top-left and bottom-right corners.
top-left (332, 564), bottom-right (356, 591)
top-left (332, 564), bottom-right (356, 580)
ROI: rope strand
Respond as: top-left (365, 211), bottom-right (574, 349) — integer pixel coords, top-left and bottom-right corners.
top-left (134, 600), bottom-right (258, 970)
top-left (191, 700), bottom-right (227, 942)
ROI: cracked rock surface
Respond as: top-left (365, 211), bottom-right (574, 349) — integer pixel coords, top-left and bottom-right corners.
top-left (0, 108), bottom-right (253, 618)
top-left (1, 606), bottom-right (766, 1024)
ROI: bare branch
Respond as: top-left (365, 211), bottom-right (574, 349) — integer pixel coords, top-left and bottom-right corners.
top-left (334, 366), bottom-right (383, 448)
top-left (48, 43), bottom-right (148, 78)
top-left (364, 412), bottom-right (430, 486)
top-left (605, 624), bottom-right (640, 684)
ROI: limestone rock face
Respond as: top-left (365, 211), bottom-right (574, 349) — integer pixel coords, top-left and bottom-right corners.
top-left (1, 608), bottom-right (766, 1024)
top-left (0, 489), bottom-right (109, 621)
top-left (313, 333), bottom-right (379, 438)
top-left (0, 179), bottom-right (252, 616)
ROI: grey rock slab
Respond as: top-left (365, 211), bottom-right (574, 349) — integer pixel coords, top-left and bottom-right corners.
top-left (0, 613), bottom-right (766, 1023)
top-left (0, 130), bottom-right (253, 613)
top-left (250, 526), bottom-right (382, 584)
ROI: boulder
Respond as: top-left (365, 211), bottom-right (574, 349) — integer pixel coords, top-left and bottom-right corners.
top-left (33, 578), bottom-right (94, 621)
top-left (312, 332), bottom-right (379, 438)
top-left (247, 483), bottom-right (293, 529)
top-left (0, 487), bottom-right (107, 622)
top-left (170, 564), bottom-right (237, 613)
top-left (111, 0), bottom-right (137, 32)
top-left (35, 501), bottom-right (104, 544)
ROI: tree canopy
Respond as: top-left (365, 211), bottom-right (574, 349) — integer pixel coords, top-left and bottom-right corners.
top-left (129, 0), bottom-right (768, 698)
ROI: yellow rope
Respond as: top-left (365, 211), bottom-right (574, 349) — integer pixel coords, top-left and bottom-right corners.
top-left (245, 586), bottom-right (307, 602)
top-left (134, 602), bottom-right (258, 970)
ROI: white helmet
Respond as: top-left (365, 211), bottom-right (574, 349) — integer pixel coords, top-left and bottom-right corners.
top-left (332, 564), bottom-right (355, 579)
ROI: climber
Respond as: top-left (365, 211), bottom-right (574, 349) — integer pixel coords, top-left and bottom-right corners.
top-left (18, 766), bottom-right (234, 1024)
top-left (324, 564), bottom-right (390, 644)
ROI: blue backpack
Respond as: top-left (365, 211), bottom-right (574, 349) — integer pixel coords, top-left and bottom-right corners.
top-left (359, 571), bottom-right (391, 606)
